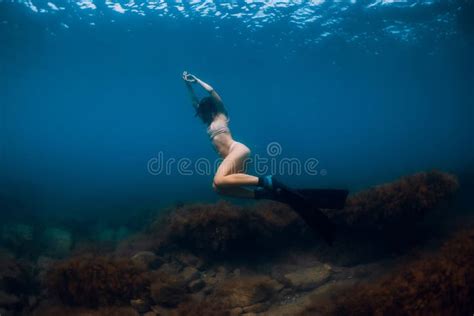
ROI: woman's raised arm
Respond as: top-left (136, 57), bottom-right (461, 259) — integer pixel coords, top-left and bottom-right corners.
top-left (191, 74), bottom-right (224, 107)
top-left (182, 71), bottom-right (199, 109)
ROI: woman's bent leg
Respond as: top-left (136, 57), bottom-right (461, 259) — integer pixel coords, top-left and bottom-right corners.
top-left (213, 143), bottom-right (258, 194)
top-left (214, 173), bottom-right (259, 188)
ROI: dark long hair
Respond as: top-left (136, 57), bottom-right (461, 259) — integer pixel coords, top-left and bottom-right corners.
top-left (195, 96), bottom-right (227, 125)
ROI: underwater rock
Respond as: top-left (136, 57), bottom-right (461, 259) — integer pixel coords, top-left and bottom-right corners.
top-left (298, 227), bottom-right (474, 316)
top-left (0, 253), bottom-right (22, 284)
top-left (174, 298), bottom-right (230, 316)
top-left (215, 266), bottom-right (228, 281)
top-left (188, 279), bottom-right (205, 293)
top-left (181, 266), bottom-right (200, 284)
top-left (36, 256), bottom-right (56, 284)
top-left (242, 302), bottom-right (269, 313)
top-left (0, 251), bottom-right (34, 312)
top-left (130, 298), bottom-right (150, 313)
top-left (131, 251), bottom-right (163, 270)
top-left (175, 252), bottom-right (204, 270)
top-left (232, 268), bottom-right (241, 278)
top-left (150, 271), bottom-right (188, 308)
top-left (150, 201), bottom-right (306, 258)
top-left (284, 265), bottom-right (332, 291)
top-left (156, 262), bottom-right (181, 276)
top-left (138, 171), bottom-right (457, 262)
top-left (202, 286), bottom-right (213, 295)
top-left (150, 281), bottom-right (187, 308)
top-left (32, 304), bottom-right (140, 316)
top-left (46, 255), bottom-right (149, 307)
top-left (31, 170), bottom-right (460, 315)
top-left (215, 275), bottom-right (282, 309)
top-left (333, 170), bottom-right (458, 229)
top-left (115, 232), bottom-right (159, 258)
top-left (202, 275), bottom-right (218, 288)
top-left (42, 227), bottom-right (72, 258)
top-left (230, 307), bottom-right (243, 316)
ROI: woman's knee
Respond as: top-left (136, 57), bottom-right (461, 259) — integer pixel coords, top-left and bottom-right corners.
top-left (212, 180), bottom-right (226, 195)
top-left (213, 176), bottom-right (226, 191)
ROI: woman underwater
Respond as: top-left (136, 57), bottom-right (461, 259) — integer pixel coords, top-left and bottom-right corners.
top-left (182, 72), bottom-right (345, 244)
top-left (182, 71), bottom-right (282, 200)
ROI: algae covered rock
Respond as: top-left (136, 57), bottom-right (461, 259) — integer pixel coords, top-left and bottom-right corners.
top-left (150, 269), bottom-right (187, 307)
top-left (150, 280), bottom-right (187, 307)
top-left (33, 305), bottom-right (141, 316)
top-left (130, 298), bottom-right (150, 313)
top-left (216, 275), bottom-right (283, 309)
top-left (335, 170), bottom-right (459, 229)
top-left (131, 251), bottom-right (163, 270)
top-left (188, 279), bottom-right (205, 293)
top-left (46, 255), bottom-right (149, 307)
top-left (0, 250), bottom-right (34, 313)
top-left (284, 265), bottom-right (332, 291)
top-left (181, 266), bottom-right (200, 283)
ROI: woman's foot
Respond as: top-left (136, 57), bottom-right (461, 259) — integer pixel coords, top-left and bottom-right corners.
top-left (257, 176), bottom-right (304, 202)
top-left (258, 175), bottom-right (274, 190)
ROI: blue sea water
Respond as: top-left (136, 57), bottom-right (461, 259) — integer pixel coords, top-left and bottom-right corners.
top-left (0, 0), bottom-right (473, 220)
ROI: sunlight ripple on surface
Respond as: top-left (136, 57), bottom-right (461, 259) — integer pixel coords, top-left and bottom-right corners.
top-left (8, 0), bottom-right (461, 45)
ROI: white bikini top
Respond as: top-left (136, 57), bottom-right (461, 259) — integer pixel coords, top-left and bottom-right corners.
top-left (207, 117), bottom-right (230, 140)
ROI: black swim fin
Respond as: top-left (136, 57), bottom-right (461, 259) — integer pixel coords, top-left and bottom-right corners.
top-left (271, 178), bottom-right (337, 245)
top-left (296, 188), bottom-right (349, 210)
top-left (291, 202), bottom-right (336, 245)
top-left (270, 179), bottom-right (348, 210)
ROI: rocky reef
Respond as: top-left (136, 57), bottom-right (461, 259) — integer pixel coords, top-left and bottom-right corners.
top-left (298, 228), bottom-right (474, 316)
top-left (116, 170), bottom-right (459, 264)
top-left (0, 250), bottom-right (37, 315)
top-left (144, 200), bottom-right (307, 258)
top-left (332, 170), bottom-right (458, 229)
top-left (46, 255), bottom-right (149, 307)
top-left (0, 170), bottom-right (471, 316)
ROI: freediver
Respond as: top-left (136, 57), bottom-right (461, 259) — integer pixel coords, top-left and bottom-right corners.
top-left (182, 71), bottom-right (348, 243)
top-left (182, 71), bottom-right (286, 201)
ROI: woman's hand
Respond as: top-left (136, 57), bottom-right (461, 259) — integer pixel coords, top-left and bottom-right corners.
top-left (182, 71), bottom-right (196, 83)
top-left (183, 71), bottom-right (215, 95)
top-left (183, 71), bottom-right (199, 108)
